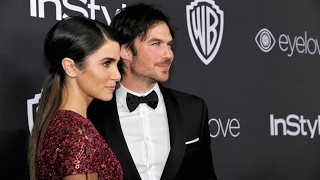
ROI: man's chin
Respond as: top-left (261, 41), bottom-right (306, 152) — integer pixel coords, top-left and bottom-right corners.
top-left (157, 76), bottom-right (170, 83)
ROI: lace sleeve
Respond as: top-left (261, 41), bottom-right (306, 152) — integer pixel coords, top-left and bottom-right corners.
top-left (59, 125), bottom-right (99, 177)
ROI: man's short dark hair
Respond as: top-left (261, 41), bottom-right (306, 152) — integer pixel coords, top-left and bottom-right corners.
top-left (110, 2), bottom-right (176, 76)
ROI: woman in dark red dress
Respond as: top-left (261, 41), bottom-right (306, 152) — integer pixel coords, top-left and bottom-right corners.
top-left (28, 16), bottom-right (123, 180)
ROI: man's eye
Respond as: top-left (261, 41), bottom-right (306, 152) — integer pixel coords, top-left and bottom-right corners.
top-left (152, 42), bottom-right (160, 46)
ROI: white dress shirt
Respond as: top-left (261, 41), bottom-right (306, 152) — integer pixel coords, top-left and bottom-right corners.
top-left (116, 83), bottom-right (171, 180)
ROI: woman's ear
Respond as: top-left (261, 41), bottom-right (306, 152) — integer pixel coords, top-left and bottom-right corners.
top-left (61, 58), bottom-right (76, 78)
top-left (120, 45), bottom-right (132, 62)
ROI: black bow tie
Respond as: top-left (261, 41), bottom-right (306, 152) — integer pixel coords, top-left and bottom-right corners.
top-left (126, 91), bottom-right (158, 112)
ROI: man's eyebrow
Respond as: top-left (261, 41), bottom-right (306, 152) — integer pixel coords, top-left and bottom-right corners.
top-left (148, 38), bottom-right (162, 42)
top-left (148, 38), bottom-right (174, 44)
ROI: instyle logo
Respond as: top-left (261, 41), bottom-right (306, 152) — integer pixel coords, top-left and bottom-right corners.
top-left (209, 118), bottom-right (240, 138)
top-left (270, 114), bottom-right (320, 139)
top-left (255, 28), bottom-right (320, 57)
top-left (186, 0), bottom-right (224, 65)
top-left (30, 0), bottom-right (125, 24)
top-left (27, 90), bottom-right (42, 132)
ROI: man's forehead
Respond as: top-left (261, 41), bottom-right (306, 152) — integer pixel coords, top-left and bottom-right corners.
top-left (138, 23), bottom-right (172, 42)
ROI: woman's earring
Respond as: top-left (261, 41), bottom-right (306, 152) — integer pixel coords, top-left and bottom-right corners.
top-left (65, 68), bottom-right (74, 77)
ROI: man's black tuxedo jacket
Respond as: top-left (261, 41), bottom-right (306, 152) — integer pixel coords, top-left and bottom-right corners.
top-left (87, 84), bottom-right (217, 180)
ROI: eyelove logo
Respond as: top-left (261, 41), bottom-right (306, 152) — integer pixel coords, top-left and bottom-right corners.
top-left (209, 118), bottom-right (240, 138)
top-left (186, 0), bottom-right (224, 65)
top-left (255, 28), bottom-right (320, 56)
top-left (255, 28), bottom-right (275, 52)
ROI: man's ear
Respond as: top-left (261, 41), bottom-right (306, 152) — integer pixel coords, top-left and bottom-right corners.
top-left (120, 45), bottom-right (132, 61)
top-left (61, 58), bottom-right (76, 78)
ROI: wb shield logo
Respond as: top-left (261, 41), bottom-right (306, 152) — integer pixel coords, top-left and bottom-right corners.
top-left (27, 91), bottom-right (41, 132)
top-left (186, 0), bottom-right (224, 65)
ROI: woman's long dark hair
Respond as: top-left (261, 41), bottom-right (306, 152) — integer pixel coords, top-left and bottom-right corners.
top-left (28, 16), bottom-right (118, 180)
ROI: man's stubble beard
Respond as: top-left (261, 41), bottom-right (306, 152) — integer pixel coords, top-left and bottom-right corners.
top-left (130, 56), bottom-right (171, 83)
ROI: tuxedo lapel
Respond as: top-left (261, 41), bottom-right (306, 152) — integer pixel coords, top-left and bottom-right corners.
top-left (101, 97), bottom-right (141, 180)
top-left (97, 85), bottom-right (185, 180)
top-left (159, 84), bottom-right (185, 180)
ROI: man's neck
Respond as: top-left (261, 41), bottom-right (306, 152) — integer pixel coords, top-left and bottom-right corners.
top-left (120, 77), bottom-right (156, 94)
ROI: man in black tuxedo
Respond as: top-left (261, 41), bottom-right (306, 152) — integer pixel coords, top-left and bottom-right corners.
top-left (87, 3), bottom-right (217, 180)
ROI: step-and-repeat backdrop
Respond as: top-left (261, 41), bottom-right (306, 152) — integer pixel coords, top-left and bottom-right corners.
top-left (1, 0), bottom-right (320, 179)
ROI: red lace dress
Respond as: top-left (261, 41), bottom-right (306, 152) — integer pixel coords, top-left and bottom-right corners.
top-left (37, 110), bottom-right (123, 179)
